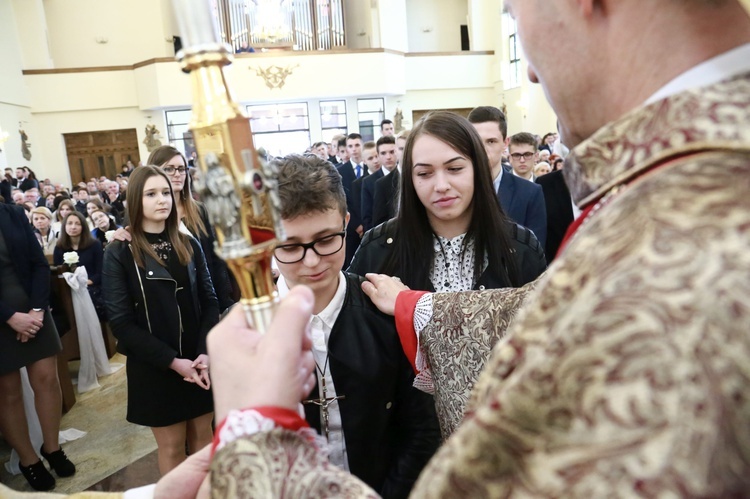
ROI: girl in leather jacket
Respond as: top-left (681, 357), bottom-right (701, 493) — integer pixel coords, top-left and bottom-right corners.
top-left (102, 166), bottom-right (219, 476)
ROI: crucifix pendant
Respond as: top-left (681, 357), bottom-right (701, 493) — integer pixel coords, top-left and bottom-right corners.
top-left (302, 375), bottom-right (345, 440)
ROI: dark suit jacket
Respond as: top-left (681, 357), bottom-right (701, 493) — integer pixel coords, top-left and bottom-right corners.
top-left (497, 168), bottom-right (547, 248)
top-left (0, 204), bottom-right (51, 322)
top-left (360, 168), bottom-right (384, 232)
top-left (536, 169), bottom-right (574, 262)
top-left (19, 178), bottom-right (38, 192)
top-left (373, 169), bottom-right (399, 229)
top-left (303, 273), bottom-right (441, 498)
top-left (337, 161), bottom-right (368, 268)
top-left (0, 180), bottom-right (11, 204)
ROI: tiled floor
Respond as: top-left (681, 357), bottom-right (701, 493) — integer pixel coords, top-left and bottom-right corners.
top-left (85, 450), bottom-right (160, 492)
top-left (0, 355), bottom-right (158, 494)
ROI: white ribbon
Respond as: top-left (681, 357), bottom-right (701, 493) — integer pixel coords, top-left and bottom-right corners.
top-left (62, 266), bottom-right (122, 393)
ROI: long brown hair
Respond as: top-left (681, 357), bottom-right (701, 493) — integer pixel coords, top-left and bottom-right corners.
top-left (56, 199), bottom-right (76, 222)
top-left (57, 211), bottom-right (95, 251)
top-left (147, 146), bottom-right (207, 238)
top-left (126, 166), bottom-right (193, 268)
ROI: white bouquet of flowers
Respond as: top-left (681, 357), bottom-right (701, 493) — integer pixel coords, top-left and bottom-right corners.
top-left (63, 251), bottom-right (80, 266)
top-left (105, 230), bottom-right (116, 243)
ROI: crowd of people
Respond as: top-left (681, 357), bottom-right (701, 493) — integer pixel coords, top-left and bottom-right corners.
top-left (0, 112), bottom-right (564, 495)
top-left (2, 0), bottom-right (749, 494)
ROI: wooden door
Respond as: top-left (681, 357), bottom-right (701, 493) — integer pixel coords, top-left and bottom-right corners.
top-left (63, 129), bottom-right (140, 185)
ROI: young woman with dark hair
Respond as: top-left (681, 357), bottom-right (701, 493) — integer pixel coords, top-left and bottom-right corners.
top-left (103, 166), bottom-right (219, 475)
top-left (146, 146), bottom-right (235, 311)
top-left (90, 209), bottom-right (119, 248)
top-left (350, 111), bottom-right (546, 293)
top-left (53, 211), bottom-right (105, 318)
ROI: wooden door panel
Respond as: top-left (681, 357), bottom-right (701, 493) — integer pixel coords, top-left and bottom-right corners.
top-left (64, 129), bottom-right (140, 185)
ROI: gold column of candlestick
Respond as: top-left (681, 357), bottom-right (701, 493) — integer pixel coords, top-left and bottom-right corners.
top-left (172, 0), bottom-right (285, 333)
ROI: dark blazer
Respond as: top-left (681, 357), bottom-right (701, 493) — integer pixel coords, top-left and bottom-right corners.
top-left (497, 168), bottom-right (547, 248)
top-left (196, 203), bottom-right (236, 312)
top-left (349, 219), bottom-right (546, 289)
top-left (0, 204), bottom-right (50, 322)
top-left (373, 169), bottom-right (399, 229)
top-left (337, 161), bottom-right (368, 268)
top-left (536, 169), bottom-right (574, 262)
top-left (18, 178), bottom-right (38, 192)
top-left (304, 273), bottom-right (441, 499)
top-left (360, 168), bottom-right (384, 232)
top-left (103, 237), bottom-right (219, 369)
top-left (74, 201), bottom-right (88, 216)
top-left (0, 179), bottom-right (11, 204)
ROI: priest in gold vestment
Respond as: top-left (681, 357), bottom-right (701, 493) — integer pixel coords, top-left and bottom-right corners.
top-left (204, 1), bottom-right (750, 497)
top-left (3, 0), bottom-right (750, 498)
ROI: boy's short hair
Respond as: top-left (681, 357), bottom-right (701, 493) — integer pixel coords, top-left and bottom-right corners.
top-left (276, 155), bottom-right (347, 220)
top-left (467, 106), bottom-right (509, 141)
top-left (337, 137), bottom-right (347, 149)
top-left (396, 129), bottom-right (410, 141)
top-left (376, 135), bottom-right (396, 152)
top-left (509, 132), bottom-right (538, 149)
top-left (363, 141), bottom-right (377, 151)
top-left (346, 133), bottom-right (362, 143)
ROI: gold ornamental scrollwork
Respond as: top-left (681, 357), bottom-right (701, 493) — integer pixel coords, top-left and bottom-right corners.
top-left (251, 64), bottom-right (300, 89)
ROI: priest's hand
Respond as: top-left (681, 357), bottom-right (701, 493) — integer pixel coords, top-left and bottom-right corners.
top-left (207, 286), bottom-right (316, 423)
top-left (361, 273), bottom-right (409, 316)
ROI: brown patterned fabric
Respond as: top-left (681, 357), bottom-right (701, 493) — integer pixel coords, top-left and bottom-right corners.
top-left (211, 429), bottom-right (379, 498)
top-left (420, 285), bottom-right (535, 438)
top-left (211, 72), bottom-right (750, 497)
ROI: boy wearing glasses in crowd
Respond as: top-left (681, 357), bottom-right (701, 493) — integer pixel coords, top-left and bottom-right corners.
top-left (273, 155), bottom-right (440, 499)
top-left (508, 132), bottom-right (540, 182)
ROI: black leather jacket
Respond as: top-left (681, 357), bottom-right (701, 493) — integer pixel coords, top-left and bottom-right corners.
top-left (102, 237), bottom-right (219, 369)
top-left (349, 219), bottom-right (546, 290)
top-left (304, 273), bottom-right (441, 498)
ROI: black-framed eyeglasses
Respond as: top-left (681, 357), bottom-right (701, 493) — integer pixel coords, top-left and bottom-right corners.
top-left (510, 152), bottom-right (535, 161)
top-left (274, 230), bottom-right (346, 264)
top-left (162, 166), bottom-right (188, 176)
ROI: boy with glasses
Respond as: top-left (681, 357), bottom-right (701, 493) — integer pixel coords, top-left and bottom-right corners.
top-left (273, 155), bottom-right (440, 499)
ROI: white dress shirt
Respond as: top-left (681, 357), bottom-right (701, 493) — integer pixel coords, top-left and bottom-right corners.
top-left (277, 272), bottom-right (350, 470)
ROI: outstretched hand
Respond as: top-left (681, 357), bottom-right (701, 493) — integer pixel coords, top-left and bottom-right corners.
top-left (361, 273), bottom-right (409, 316)
top-left (207, 286), bottom-right (316, 423)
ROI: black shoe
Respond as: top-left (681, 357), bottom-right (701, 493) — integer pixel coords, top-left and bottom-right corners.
top-left (40, 445), bottom-right (76, 477)
top-left (19, 460), bottom-right (55, 491)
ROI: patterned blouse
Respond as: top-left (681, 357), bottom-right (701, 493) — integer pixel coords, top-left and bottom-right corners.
top-left (429, 233), bottom-right (487, 292)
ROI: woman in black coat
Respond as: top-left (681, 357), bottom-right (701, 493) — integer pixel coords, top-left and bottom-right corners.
top-left (0, 204), bottom-right (75, 491)
top-left (103, 166), bottom-right (219, 476)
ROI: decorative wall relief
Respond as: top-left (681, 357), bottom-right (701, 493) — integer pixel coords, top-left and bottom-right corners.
top-left (19, 129), bottom-right (31, 160)
top-left (252, 64), bottom-right (299, 89)
top-left (143, 124), bottom-right (163, 152)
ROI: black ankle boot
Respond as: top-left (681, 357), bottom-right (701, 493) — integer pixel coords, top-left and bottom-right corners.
top-left (40, 445), bottom-right (76, 477)
top-left (19, 460), bottom-right (55, 491)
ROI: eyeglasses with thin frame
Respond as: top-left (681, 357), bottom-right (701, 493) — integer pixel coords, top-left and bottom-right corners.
top-left (510, 152), bottom-right (535, 161)
top-left (161, 165), bottom-right (188, 176)
top-left (274, 229), bottom-right (346, 264)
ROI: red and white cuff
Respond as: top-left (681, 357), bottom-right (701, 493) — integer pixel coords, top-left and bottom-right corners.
top-left (212, 406), bottom-right (309, 456)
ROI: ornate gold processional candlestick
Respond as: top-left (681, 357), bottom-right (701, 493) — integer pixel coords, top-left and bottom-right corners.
top-left (172, 0), bottom-right (285, 333)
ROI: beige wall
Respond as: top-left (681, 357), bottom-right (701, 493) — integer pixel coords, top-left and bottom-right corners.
top-left (44, 0), bottom-right (173, 68)
top-left (0, 0), bottom-right (37, 173)
top-left (406, 0), bottom-right (468, 52)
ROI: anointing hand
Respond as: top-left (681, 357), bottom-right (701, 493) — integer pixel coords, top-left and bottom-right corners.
top-left (207, 286), bottom-right (316, 423)
top-left (361, 273), bottom-right (410, 316)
